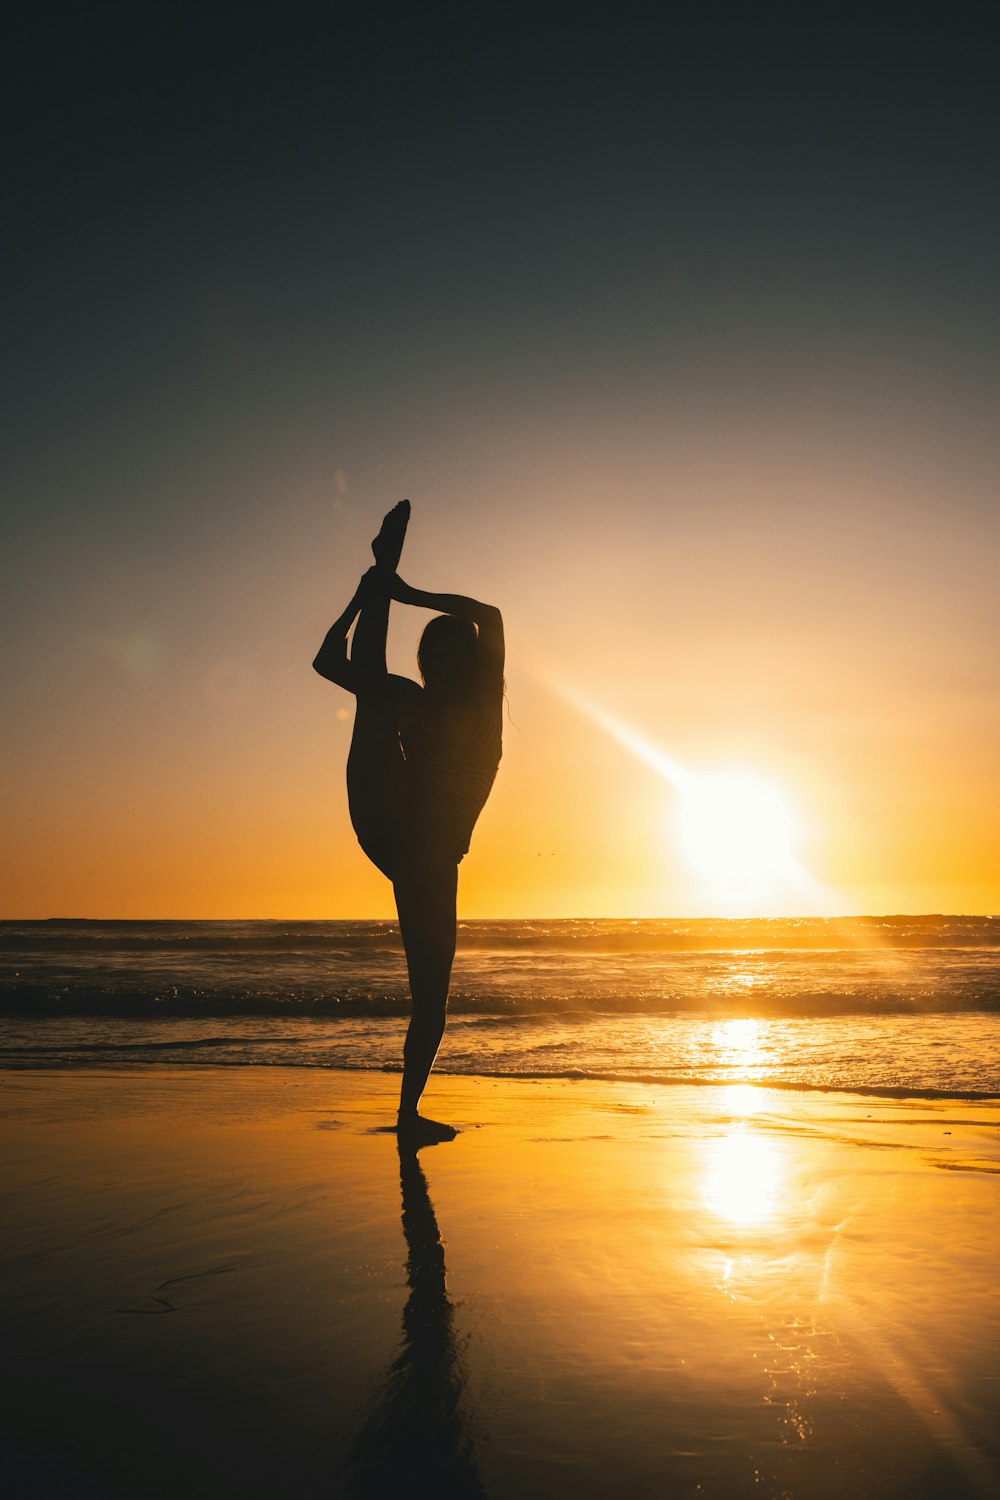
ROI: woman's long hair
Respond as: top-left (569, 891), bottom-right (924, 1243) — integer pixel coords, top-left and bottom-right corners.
top-left (417, 615), bottom-right (479, 695)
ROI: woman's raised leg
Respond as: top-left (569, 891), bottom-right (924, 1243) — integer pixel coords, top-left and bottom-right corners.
top-left (349, 498), bottom-right (410, 688)
top-left (345, 502), bottom-right (411, 875)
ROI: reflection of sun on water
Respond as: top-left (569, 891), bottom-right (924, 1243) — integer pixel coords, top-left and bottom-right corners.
top-left (704, 1077), bottom-right (783, 1227)
top-left (711, 1017), bottom-right (766, 1081)
top-left (724, 1081), bottom-right (767, 1116)
top-left (704, 1127), bottom-right (783, 1225)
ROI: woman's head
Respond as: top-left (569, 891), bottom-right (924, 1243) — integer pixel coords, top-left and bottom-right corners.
top-left (418, 614), bottom-right (479, 693)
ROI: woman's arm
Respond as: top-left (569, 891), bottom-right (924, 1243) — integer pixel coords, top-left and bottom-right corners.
top-left (312, 570), bottom-right (381, 689)
top-left (391, 574), bottom-right (504, 689)
top-left (312, 615), bottom-right (358, 692)
top-left (389, 575), bottom-right (500, 629)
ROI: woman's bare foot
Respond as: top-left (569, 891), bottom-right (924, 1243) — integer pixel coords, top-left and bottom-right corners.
top-left (396, 1111), bottom-right (458, 1143)
top-left (372, 499), bottom-right (410, 572)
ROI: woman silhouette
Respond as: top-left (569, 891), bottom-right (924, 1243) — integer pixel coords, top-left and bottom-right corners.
top-left (314, 501), bottom-right (504, 1141)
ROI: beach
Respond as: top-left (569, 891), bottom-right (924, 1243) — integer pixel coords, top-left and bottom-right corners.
top-left (9, 4), bottom-right (1000, 1497)
top-left (4, 1066), bottom-right (999, 1498)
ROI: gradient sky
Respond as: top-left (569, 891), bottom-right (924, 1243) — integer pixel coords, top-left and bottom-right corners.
top-left (4, 3), bottom-right (999, 918)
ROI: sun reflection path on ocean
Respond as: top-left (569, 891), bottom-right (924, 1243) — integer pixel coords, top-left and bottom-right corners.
top-left (701, 1043), bottom-right (787, 1232)
top-left (685, 1076), bottom-right (1000, 1494)
top-left (703, 1119), bottom-right (784, 1227)
top-left (701, 1024), bottom-right (780, 1224)
top-left (695, 1075), bottom-right (834, 1476)
top-left (710, 1016), bottom-right (767, 1081)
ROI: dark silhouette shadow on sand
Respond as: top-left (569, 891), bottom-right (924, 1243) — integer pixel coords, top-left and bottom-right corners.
top-left (338, 1139), bottom-right (486, 1497)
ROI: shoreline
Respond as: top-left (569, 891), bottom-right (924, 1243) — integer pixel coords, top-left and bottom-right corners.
top-left (2, 1055), bottom-right (1000, 1105)
top-left (5, 1067), bottom-right (1000, 1497)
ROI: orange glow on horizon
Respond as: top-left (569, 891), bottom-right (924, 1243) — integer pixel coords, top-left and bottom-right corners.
top-left (4, 422), bottom-right (998, 920)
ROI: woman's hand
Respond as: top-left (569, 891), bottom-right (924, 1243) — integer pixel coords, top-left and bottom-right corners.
top-left (358, 565), bottom-right (393, 601)
top-left (389, 573), bottom-right (419, 604)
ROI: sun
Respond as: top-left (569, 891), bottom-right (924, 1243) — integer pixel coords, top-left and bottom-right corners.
top-left (548, 681), bottom-right (825, 908)
top-left (675, 771), bottom-right (799, 884)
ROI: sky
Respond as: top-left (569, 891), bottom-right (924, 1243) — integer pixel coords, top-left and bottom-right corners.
top-left (3, 2), bottom-right (999, 918)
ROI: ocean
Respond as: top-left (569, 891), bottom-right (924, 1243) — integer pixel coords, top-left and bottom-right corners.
top-left (2, 916), bottom-right (999, 1099)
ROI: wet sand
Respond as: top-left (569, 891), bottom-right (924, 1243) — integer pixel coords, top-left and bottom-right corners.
top-left (3, 1067), bottom-right (999, 1498)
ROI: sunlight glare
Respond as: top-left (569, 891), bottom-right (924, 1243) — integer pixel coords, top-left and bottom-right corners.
top-left (711, 1021), bottom-right (767, 1084)
top-left (724, 1081), bottom-right (767, 1116)
top-left (548, 679), bottom-right (843, 912)
top-left (703, 1127), bottom-right (783, 1225)
top-left (677, 772), bottom-right (798, 883)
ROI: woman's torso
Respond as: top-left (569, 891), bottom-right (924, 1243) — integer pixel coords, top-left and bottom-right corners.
top-left (399, 691), bottom-right (502, 861)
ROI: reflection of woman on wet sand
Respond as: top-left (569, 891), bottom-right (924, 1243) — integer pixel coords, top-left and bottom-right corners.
top-left (338, 1140), bottom-right (487, 1498)
top-left (314, 501), bottom-right (504, 1142)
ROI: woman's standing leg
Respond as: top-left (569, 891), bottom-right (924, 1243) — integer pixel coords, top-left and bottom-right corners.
top-left (393, 854), bottom-right (459, 1141)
